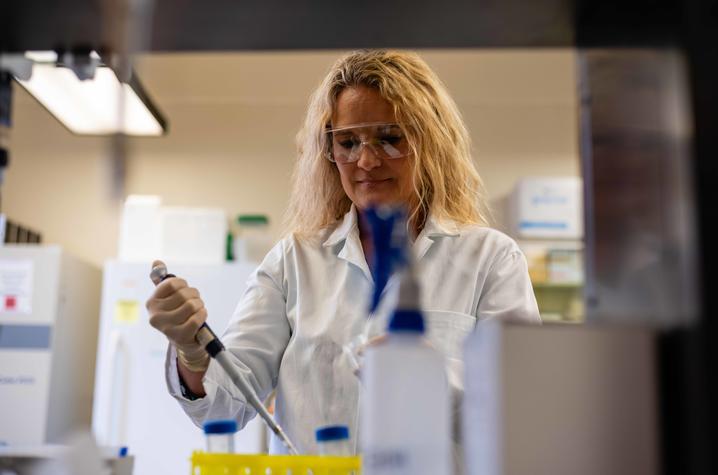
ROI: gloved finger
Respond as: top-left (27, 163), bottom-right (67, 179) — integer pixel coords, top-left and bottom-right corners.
top-left (145, 278), bottom-right (188, 316)
top-left (149, 297), bottom-right (204, 331)
top-left (164, 298), bottom-right (205, 327)
top-left (166, 307), bottom-right (208, 346)
top-left (155, 286), bottom-right (200, 312)
top-left (152, 277), bottom-right (188, 299)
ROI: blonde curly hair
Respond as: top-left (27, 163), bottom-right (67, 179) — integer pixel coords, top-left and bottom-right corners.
top-left (285, 50), bottom-right (490, 236)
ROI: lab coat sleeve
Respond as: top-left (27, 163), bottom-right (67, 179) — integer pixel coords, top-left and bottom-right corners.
top-left (477, 246), bottom-right (541, 323)
top-left (165, 241), bottom-right (292, 430)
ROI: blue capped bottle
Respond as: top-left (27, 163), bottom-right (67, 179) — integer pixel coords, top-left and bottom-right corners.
top-left (360, 208), bottom-right (451, 475)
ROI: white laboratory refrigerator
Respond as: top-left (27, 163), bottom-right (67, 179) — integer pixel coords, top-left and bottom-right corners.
top-left (0, 245), bottom-right (101, 446)
top-left (92, 260), bottom-right (265, 475)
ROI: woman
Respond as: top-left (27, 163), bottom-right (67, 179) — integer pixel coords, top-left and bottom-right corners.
top-left (147, 50), bottom-right (540, 454)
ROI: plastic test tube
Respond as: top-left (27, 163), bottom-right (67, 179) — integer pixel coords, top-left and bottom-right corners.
top-left (204, 419), bottom-right (237, 453)
top-left (315, 425), bottom-right (351, 456)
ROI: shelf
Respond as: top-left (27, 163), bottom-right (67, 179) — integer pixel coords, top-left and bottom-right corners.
top-left (540, 313), bottom-right (583, 324)
top-left (532, 282), bottom-right (582, 290)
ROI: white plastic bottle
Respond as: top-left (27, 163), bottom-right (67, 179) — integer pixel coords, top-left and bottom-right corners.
top-left (360, 268), bottom-right (452, 475)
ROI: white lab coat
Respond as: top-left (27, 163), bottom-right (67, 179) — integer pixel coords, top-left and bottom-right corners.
top-left (165, 206), bottom-right (540, 454)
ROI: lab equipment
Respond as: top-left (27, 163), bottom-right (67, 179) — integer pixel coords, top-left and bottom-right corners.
top-left (92, 260), bottom-right (265, 475)
top-left (342, 206), bottom-right (402, 375)
top-left (190, 452), bottom-right (360, 475)
top-left (462, 321), bottom-right (659, 475)
top-left (0, 245), bottom-right (100, 446)
top-left (203, 420), bottom-right (237, 454)
top-left (315, 425), bottom-right (351, 456)
top-left (0, 437), bottom-right (134, 475)
top-left (360, 207), bottom-right (451, 475)
top-left (150, 262), bottom-right (299, 455)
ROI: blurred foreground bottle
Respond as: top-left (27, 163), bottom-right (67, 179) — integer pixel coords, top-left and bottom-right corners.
top-left (360, 207), bottom-right (451, 475)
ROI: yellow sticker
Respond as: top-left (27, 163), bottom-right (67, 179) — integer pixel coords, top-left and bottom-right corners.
top-left (114, 300), bottom-right (140, 324)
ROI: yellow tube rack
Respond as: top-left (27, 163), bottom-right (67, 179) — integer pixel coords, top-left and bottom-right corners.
top-left (190, 452), bottom-right (361, 475)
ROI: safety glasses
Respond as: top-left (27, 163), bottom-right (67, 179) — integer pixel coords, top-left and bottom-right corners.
top-left (325, 122), bottom-right (411, 164)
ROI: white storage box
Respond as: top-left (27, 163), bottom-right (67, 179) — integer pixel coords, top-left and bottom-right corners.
top-left (159, 207), bottom-right (227, 264)
top-left (510, 177), bottom-right (583, 239)
top-left (117, 196), bottom-right (162, 262)
top-left (117, 196), bottom-right (227, 264)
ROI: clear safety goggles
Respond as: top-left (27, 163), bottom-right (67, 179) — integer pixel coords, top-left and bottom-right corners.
top-left (325, 122), bottom-right (411, 164)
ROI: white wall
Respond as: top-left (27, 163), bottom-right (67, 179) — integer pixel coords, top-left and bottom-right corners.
top-left (3, 49), bottom-right (579, 267)
top-left (425, 50), bottom-right (580, 227)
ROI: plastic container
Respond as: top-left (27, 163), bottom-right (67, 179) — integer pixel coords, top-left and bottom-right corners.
top-left (190, 452), bottom-right (361, 475)
top-left (316, 425), bottom-right (352, 456)
top-left (360, 320), bottom-right (451, 475)
top-left (233, 214), bottom-right (272, 263)
top-left (462, 321), bottom-right (502, 475)
top-left (203, 420), bottom-right (237, 454)
top-left (360, 207), bottom-right (451, 475)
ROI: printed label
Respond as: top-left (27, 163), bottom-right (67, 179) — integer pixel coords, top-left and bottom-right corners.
top-left (364, 449), bottom-right (410, 475)
top-left (0, 259), bottom-right (34, 315)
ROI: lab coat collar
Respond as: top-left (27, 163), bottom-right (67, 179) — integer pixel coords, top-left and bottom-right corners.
top-left (322, 205), bottom-right (372, 282)
top-left (414, 212), bottom-right (460, 260)
top-left (322, 205), bottom-right (461, 263)
top-left (420, 212), bottom-right (461, 239)
top-left (323, 205), bottom-right (360, 248)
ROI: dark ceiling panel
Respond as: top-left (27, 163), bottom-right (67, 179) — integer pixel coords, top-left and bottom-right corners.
top-left (3, 0), bottom-right (709, 53)
top-left (147, 0), bottom-right (574, 51)
top-left (1, 0), bottom-right (573, 53)
top-left (2, 1), bottom-right (104, 52)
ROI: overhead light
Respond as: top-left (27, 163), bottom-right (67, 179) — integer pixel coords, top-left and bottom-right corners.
top-left (15, 51), bottom-right (167, 137)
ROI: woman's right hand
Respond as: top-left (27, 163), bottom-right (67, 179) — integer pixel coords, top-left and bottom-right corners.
top-left (146, 260), bottom-right (210, 372)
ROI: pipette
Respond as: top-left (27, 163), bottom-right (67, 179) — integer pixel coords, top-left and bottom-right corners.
top-left (150, 263), bottom-right (299, 455)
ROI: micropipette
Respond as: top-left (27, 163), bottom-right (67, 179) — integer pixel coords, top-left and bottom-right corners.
top-left (150, 263), bottom-right (299, 455)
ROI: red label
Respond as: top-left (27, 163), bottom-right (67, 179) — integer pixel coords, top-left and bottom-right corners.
top-left (5, 296), bottom-right (16, 310)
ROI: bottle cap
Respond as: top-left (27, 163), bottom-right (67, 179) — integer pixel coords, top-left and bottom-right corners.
top-left (388, 309), bottom-right (425, 333)
top-left (315, 425), bottom-right (350, 442)
top-left (203, 419), bottom-right (238, 435)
